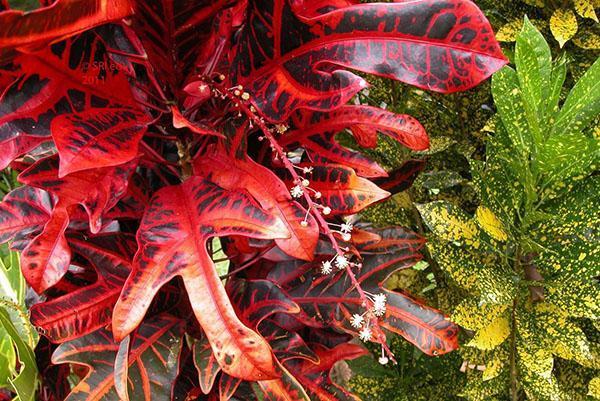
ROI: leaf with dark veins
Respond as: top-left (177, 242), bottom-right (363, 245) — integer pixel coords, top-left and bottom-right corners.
top-left (112, 177), bottom-right (289, 381)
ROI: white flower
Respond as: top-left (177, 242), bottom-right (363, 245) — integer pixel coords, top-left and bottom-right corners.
top-left (290, 185), bottom-right (304, 198)
top-left (359, 326), bottom-right (372, 342)
top-left (372, 293), bottom-right (387, 317)
top-left (322, 206), bottom-right (331, 215)
top-left (302, 167), bottom-right (313, 174)
top-left (378, 356), bottom-right (389, 365)
top-left (340, 222), bottom-right (353, 234)
top-left (350, 314), bottom-right (364, 329)
top-left (334, 254), bottom-right (349, 270)
top-left (320, 260), bottom-right (333, 275)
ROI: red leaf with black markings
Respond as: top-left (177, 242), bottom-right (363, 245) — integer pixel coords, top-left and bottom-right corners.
top-left (231, 0), bottom-right (507, 121)
top-left (292, 132), bottom-right (388, 178)
top-left (284, 343), bottom-right (367, 401)
top-left (193, 336), bottom-right (222, 395)
top-left (0, 186), bottom-right (54, 244)
top-left (0, 0), bottom-right (133, 61)
top-left (0, 135), bottom-right (48, 170)
top-left (280, 164), bottom-right (390, 216)
top-left (283, 105), bottom-right (429, 151)
top-left (0, 25), bottom-right (142, 144)
top-left (130, 0), bottom-right (236, 92)
top-left (51, 314), bottom-right (183, 401)
top-left (194, 148), bottom-right (319, 261)
top-left (283, 228), bottom-right (459, 356)
top-left (112, 176), bottom-right (288, 381)
top-left (30, 234), bottom-right (135, 343)
top-left (18, 156), bottom-right (135, 292)
top-left (52, 108), bottom-right (150, 177)
top-left (372, 159), bottom-right (427, 195)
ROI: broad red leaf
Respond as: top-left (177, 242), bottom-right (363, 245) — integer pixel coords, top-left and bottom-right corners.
top-left (283, 105), bottom-right (429, 151)
top-left (0, 0), bottom-right (133, 60)
top-left (372, 159), bottom-right (427, 194)
top-left (0, 26), bottom-right (141, 143)
top-left (112, 177), bottom-right (289, 381)
top-left (0, 135), bottom-right (47, 170)
top-left (194, 149), bottom-right (319, 261)
top-left (231, 0), bottom-right (507, 121)
top-left (18, 156), bottom-right (135, 292)
top-left (0, 186), bottom-right (53, 244)
top-left (52, 108), bottom-right (150, 177)
top-left (280, 164), bottom-right (390, 216)
top-left (30, 234), bottom-right (135, 343)
top-left (285, 343), bottom-right (367, 401)
top-left (284, 228), bottom-right (459, 356)
top-left (294, 132), bottom-right (387, 178)
top-left (52, 314), bottom-right (183, 401)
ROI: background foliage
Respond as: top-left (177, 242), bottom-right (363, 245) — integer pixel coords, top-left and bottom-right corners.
top-left (349, 1), bottom-right (599, 400)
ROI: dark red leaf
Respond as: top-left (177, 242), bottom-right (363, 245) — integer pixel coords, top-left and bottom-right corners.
top-left (0, 26), bottom-right (141, 143)
top-left (30, 234), bottom-right (135, 342)
top-left (51, 314), bottom-right (183, 401)
top-left (52, 107), bottom-right (150, 177)
top-left (283, 105), bottom-right (429, 151)
top-left (281, 164), bottom-right (390, 215)
top-left (231, 0), bottom-right (507, 121)
top-left (0, 135), bottom-right (47, 170)
top-left (0, 186), bottom-right (53, 244)
top-left (194, 149), bottom-right (319, 261)
top-left (112, 177), bottom-right (289, 381)
top-left (0, 0), bottom-right (133, 61)
top-left (372, 159), bottom-right (427, 195)
top-left (193, 336), bottom-right (221, 395)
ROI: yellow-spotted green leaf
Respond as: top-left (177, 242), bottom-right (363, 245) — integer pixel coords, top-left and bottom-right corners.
top-left (550, 9), bottom-right (578, 47)
top-left (535, 304), bottom-right (592, 363)
top-left (482, 352), bottom-right (505, 381)
top-left (452, 299), bottom-right (508, 332)
top-left (547, 279), bottom-right (600, 319)
top-left (538, 133), bottom-right (599, 184)
top-left (475, 207), bottom-right (509, 242)
top-left (573, 28), bottom-right (600, 49)
top-left (496, 19), bottom-right (524, 42)
top-left (416, 202), bottom-right (481, 247)
top-left (492, 67), bottom-right (532, 157)
top-left (515, 17), bottom-right (551, 142)
top-left (467, 315), bottom-right (511, 351)
top-left (523, 0), bottom-right (545, 6)
top-left (552, 57), bottom-right (600, 139)
top-left (574, 0), bottom-right (599, 21)
top-left (427, 242), bottom-right (480, 292)
top-left (545, 56), bottom-right (567, 121)
top-left (589, 377), bottom-right (600, 398)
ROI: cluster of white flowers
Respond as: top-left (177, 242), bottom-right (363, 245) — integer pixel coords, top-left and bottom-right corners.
top-left (290, 185), bottom-right (304, 198)
top-left (372, 293), bottom-right (387, 317)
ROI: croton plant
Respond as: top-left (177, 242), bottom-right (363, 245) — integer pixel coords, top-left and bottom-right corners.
top-left (0, 0), bottom-right (506, 399)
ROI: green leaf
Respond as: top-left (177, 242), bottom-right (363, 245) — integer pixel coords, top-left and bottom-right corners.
top-left (537, 133), bottom-right (599, 184)
top-left (492, 67), bottom-right (532, 157)
top-left (416, 202), bottom-right (481, 247)
top-left (0, 308), bottom-right (38, 401)
top-left (515, 17), bottom-right (551, 144)
top-left (552, 57), bottom-right (600, 138)
top-left (544, 56), bottom-right (567, 123)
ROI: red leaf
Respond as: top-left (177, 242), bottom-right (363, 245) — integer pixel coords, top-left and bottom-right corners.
top-left (30, 234), bottom-right (134, 342)
top-left (284, 105), bottom-right (429, 151)
top-left (0, 186), bottom-right (53, 244)
top-left (0, 135), bottom-right (47, 170)
top-left (372, 159), bottom-right (427, 195)
top-left (194, 149), bottom-right (319, 261)
top-left (281, 164), bottom-right (390, 215)
top-left (0, 26), bottom-right (141, 143)
top-left (51, 314), bottom-right (183, 401)
top-left (20, 208), bottom-right (70, 294)
top-left (0, 0), bottom-right (133, 60)
top-left (231, 0), bottom-right (507, 121)
top-left (112, 177), bottom-right (289, 381)
top-left (18, 156), bottom-right (135, 292)
top-left (52, 108), bottom-right (150, 177)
